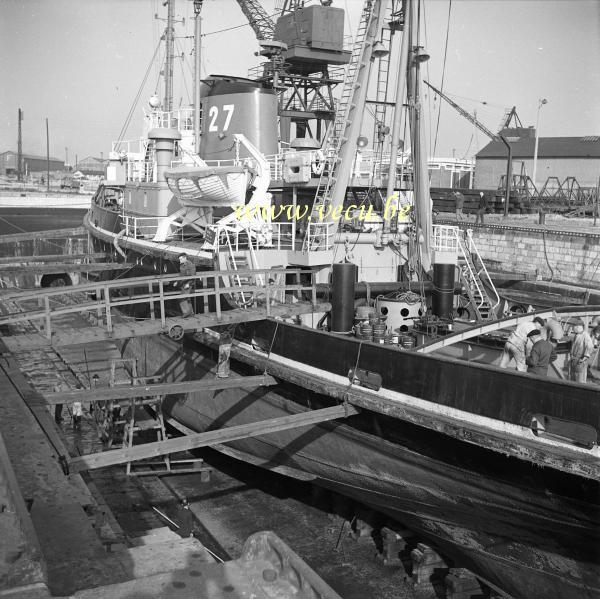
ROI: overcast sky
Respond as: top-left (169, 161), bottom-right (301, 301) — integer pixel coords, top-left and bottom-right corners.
top-left (1, 0), bottom-right (599, 162)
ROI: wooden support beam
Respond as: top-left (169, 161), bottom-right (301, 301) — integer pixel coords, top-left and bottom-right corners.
top-left (0, 252), bottom-right (107, 265)
top-left (42, 375), bottom-right (277, 405)
top-left (0, 263), bottom-right (131, 275)
top-left (70, 404), bottom-right (359, 472)
top-left (0, 227), bottom-right (87, 244)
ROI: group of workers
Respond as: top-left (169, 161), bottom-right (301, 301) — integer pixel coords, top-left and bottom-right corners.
top-left (500, 315), bottom-right (600, 382)
top-left (453, 191), bottom-right (490, 225)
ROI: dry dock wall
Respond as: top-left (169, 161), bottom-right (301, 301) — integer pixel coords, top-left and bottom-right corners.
top-left (469, 226), bottom-right (600, 286)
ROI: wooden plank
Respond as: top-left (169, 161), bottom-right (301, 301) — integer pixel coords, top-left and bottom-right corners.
top-left (0, 252), bottom-right (106, 265)
top-left (70, 404), bottom-right (358, 472)
top-left (0, 227), bottom-right (86, 243)
top-left (0, 302), bottom-right (331, 350)
top-left (42, 375), bottom-right (278, 404)
top-left (0, 263), bottom-right (131, 275)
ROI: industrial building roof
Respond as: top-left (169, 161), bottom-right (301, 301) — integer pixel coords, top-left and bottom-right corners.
top-left (0, 150), bottom-right (63, 162)
top-left (476, 136), bottom-right (600, 159)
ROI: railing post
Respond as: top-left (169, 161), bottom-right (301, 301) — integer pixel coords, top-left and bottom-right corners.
top-left (159, 281), bottom-right (166, 326)
top-left (265, 285), bottom-right (271, 317)
top-left (44, 296), bottom-right (51, 340)
top-left (148, 281), bottom-right (155, 321)
top-left (215, 276), bottom-right (221, 321)
top-left (96, 287), bottom-right (102, 325)
top-left (311, 271), bottom-right (317, 308)
top-left (104, 286), bottom-right (113, 332)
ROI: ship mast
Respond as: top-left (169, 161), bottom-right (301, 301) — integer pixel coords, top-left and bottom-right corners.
top-left (193, 0), bottom-right (203, 153)
top-left (406, 0), bottom-right (432, 271)
top-left (163, 0), bottom-right (175, 112)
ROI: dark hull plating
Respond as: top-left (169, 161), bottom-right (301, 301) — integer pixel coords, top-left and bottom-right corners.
top-left (120, 324), bottom-right (600, 599)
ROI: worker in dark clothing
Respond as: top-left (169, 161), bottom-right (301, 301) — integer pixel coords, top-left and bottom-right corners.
top-left (453, 191), bottom-right (465, 221)
top-left (176, 499), bottom-right (195, 538)
top-left (177, 253), bottom-right (196, 317)
top-left (526, 330), bottom-right (557, 376)
top-left (475, 191), bottom-right (488, 225)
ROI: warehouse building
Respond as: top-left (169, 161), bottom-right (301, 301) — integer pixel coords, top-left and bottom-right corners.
top-left (0, 151), bottom-right (64, 176)
top-left (474, 135), bottom-right (600, 189)
top-left (75, 156), bottom-right (108, 177)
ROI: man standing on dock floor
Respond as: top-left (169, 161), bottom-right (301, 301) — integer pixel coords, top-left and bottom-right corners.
top-left (475, 191), bottom-right (488, 225)
top-left (453, 191), bottom-right (465, 221)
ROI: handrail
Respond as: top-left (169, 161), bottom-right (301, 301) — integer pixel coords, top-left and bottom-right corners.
top-left (0, 268), bottom-right (319, 340)
top-left (465, 229), bottom-right (501, 311)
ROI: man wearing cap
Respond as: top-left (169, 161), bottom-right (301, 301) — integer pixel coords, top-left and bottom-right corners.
top-left (176, 254), bottom-right (196, 318)
top-left (453, 191), bottom-right (465, 221)
top-left (568, 323), bottom-right (594, 383)
top-left (475, 191), bottom-right (489, 225)
top-left (499, 316), bottom-right (546, 372)
top-left (525, 330), bottom-right (557, 377)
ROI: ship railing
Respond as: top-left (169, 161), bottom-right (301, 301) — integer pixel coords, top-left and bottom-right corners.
top-left (121, 214), bottom-right (161, 239)
top-left (305, 220), bottom-right (336, 251)
top-left (149, 108), bottom-right (195, 131)
top-left (112, 139), bottom-right (147, 154)
top-left (206, 221), bottom-right (296, 252)
top-left (432, 224), bottom-right (459, 253)
top-left (0, 269), bottom-right (321, 340)
top-left (465, 229), bottom-right (501, 311)
top-left (202, 152), bottom-right (291, 182)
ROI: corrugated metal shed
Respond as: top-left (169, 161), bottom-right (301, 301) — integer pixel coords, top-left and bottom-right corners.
top-left (477, 136), bottom-right (600, 159)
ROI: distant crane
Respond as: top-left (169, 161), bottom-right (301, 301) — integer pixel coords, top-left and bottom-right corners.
top-left (424, 80), bottom-right (513, 216)
top-left (234, 0), bottom-right (275, 40)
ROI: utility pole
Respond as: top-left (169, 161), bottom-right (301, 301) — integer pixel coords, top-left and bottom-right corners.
top-left (46, 118), bottom-right (50, 193)
top-left (17, 109), bottom-right (23, 182)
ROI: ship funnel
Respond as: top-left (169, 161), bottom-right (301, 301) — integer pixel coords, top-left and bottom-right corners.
top-left (148, 128), bottom-right (182, 182)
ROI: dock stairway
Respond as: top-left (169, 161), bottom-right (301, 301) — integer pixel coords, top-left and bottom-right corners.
top-left (456, 230), bottom-right (500, 321)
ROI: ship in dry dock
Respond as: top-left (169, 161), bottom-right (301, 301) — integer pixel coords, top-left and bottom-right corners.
top-left (76, 0), bottom-right (600, 597)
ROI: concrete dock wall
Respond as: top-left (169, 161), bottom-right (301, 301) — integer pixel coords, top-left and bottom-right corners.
top-left (469, 225), bottom-right (600, 286)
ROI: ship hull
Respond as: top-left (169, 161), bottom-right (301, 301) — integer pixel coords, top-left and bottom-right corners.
top-left (121, 324), bottom-right (600, 599)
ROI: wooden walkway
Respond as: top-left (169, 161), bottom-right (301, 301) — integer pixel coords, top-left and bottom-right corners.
top-left (0, 268), bottom-right (329, 350)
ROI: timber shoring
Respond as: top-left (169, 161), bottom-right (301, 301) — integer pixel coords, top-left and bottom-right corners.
top-left (69, 404), bottom-right (358, 472)
top-left (42, 375), bottom-right (277, 404)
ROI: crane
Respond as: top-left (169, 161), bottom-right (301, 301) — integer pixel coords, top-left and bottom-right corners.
top-left (234, 0), bottom-right (275, 41)
top-left (423, 80), bottom-right (513, 216)
top-left (424, 81), bottom-right (497, 141)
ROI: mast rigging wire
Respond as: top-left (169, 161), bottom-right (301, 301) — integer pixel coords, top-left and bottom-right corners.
top-left (432, 0), bottom-right (452, 158)
top-left (116, 39), bottom-right (163, 148)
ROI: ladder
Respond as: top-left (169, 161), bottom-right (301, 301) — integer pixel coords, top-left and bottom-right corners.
top-left (371, 3), bottom-right (396, 150)
top-left (110, 359), bottom-right (206, 476)
top-left (303, 2), bottom-right (376, 250)
top-left (456, 232), bottom-right (499, 321)
top-left (216, 229), bottom-right (261, 307)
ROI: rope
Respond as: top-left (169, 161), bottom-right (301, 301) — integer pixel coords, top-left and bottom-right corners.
top-left (116, 39), bottom-right (162, 148)
top-left (432, 0), bottom-right (452, 157)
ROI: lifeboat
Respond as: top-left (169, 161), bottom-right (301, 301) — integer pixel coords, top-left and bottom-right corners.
top-left (165, 163), bottom-right (256, 207)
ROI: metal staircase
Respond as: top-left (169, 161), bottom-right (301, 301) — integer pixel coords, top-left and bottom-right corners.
top-left (303, 1), bottom-right (386, 251)
top-left (456, 231), bottom-right (500, 321)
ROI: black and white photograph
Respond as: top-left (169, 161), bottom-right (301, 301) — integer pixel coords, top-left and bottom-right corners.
top-left (0, 1), bottom-right (598, 597)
